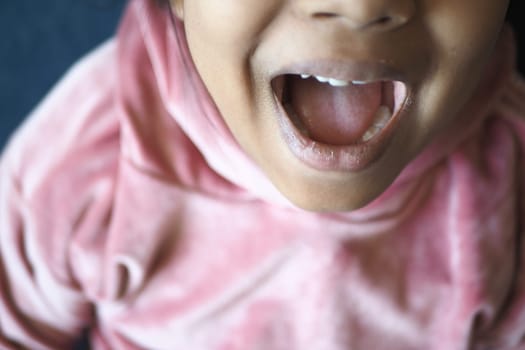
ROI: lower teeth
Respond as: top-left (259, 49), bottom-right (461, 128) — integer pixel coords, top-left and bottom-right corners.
top-left (360, 105), bottom-right (392, 142)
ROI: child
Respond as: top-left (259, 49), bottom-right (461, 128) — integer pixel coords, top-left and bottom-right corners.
top-left (1, 0), bottom-right (525, 348)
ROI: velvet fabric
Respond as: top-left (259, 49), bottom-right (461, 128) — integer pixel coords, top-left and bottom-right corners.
top-left (2, 0), bottom-right (525, 349)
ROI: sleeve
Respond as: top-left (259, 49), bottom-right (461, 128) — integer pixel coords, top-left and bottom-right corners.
top-left (0, 163), bottom-right (93, 350)
top-left (0, 39), bottom-right (120, 350)
top-left (491, 72), bottom-right (525, 349)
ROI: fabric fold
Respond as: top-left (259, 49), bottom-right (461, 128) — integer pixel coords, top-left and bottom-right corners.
top-left (1, 0), bottom-right (525, 349)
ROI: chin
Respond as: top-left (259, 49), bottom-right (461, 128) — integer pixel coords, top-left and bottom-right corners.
top-left (278, 178), bottom-right (384, 213)
top-left (290, 195), bottom-right (373, 212)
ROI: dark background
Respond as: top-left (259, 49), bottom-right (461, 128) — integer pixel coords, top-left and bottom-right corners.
top-left (0, 0), bottom-right (127, 149)
top-left (0, 1), bottom-right (524, 150)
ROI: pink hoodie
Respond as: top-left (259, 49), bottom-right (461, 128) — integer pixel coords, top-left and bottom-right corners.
top-left (2, 1), bottom-right (525, 349)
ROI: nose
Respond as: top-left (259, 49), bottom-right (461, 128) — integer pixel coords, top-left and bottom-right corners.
top-left (298, 0), bottom-right (415, 31)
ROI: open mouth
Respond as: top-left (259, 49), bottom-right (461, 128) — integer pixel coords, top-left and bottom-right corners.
top-left (272, 74), bottom-right (407, 146)
top-left (270, 68), bottom-right (409, 171)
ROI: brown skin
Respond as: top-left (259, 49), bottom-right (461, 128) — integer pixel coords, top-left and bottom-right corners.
top-left (170, 0), bottom-right (510, 211)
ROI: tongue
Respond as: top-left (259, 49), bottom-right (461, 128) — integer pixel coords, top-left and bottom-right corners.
top-left (288, 76), bottom-right (382, 145)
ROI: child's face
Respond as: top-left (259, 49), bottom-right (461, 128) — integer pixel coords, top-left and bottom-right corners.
top-left (172, 0), bottom-right (509, 211)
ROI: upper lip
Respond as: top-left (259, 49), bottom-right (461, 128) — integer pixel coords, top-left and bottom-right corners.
top-left (269, 59), bottom-right (409, 85)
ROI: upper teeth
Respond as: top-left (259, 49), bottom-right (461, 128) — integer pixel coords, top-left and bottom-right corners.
top-left (300, 74), bottom-right (367, 87)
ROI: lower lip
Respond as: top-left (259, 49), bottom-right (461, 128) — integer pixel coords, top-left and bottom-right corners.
top-left (272, 92), bottom-right (408, 172)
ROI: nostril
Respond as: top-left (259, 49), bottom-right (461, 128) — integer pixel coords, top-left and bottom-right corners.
top-left (313, 12), bottom-right (339, 19)
top-left (376, 16), bottom-right (392, 25)
top-left (312, 12), bottom-right (402, 30)
top-left (359, 14), bottom-right (407, 30)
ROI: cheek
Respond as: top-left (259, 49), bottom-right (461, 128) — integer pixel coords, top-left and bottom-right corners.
top-left (184, 0), bottom-right (281, 52)
top-left (182, 4), bottom-right (256, 121)
top-left (425, 0), bottom-right (508, 73)
top-left (406, 0), bottom-right (508, 153)
top-left (182, 1), bottom-right (285, 150)
top-left (420, 1), bottom-right (508, 110)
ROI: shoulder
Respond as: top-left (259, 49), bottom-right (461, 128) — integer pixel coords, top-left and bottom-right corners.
top-left (0, 41), bottom-right (122, 343)
top-left (0, 39), bottom-right (121, 265)
top-left (2, 39), bottom-right (121, 197)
